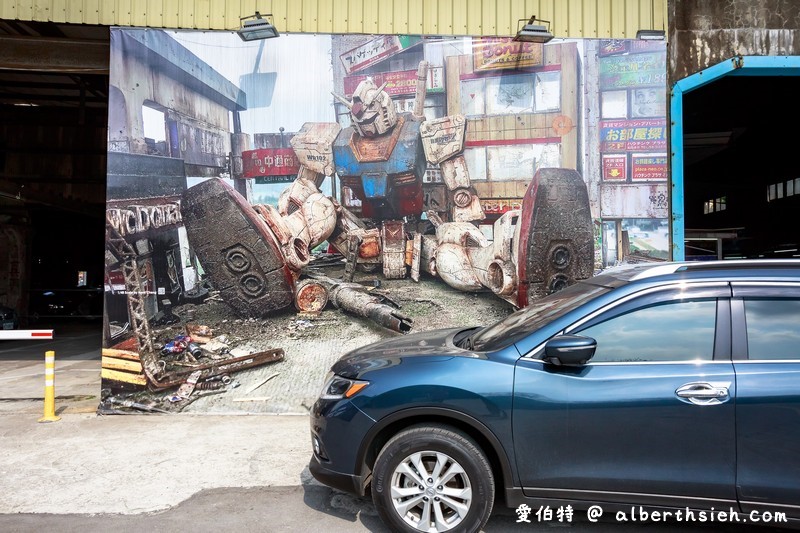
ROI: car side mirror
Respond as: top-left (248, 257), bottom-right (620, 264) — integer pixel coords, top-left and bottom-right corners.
top-left (543, 335), bottom-right (597, 366)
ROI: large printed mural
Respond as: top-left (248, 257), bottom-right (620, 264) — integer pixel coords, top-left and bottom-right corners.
top-left (100, 29), bottom-right (668, 414)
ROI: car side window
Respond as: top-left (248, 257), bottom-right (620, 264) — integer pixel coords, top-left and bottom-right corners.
top-left (575, 299), bottom-right (717, 363)
top-left (744, 298), bottom-right (800, 361)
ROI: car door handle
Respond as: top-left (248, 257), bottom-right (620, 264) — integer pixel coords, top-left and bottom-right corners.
top-left (675, 382), bottom-right (731, 406)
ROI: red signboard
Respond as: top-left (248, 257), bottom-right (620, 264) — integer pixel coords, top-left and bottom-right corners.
top-left (632, 154), bottom-right (668, 180)
top-left (603, 155), bottom-right (627, 181)
top-left (600, 119), bottom-right (667, 152)
top-left (344, 68), bottom-right (443, 97)
top-left (242, 148), bottom-right (300, 178)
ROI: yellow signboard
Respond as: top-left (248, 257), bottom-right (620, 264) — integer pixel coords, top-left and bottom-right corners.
top-left (472, 38), bottom-right (544, 71)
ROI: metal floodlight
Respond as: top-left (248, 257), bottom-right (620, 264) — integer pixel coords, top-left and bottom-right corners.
top-left (513, 16), bottom-right (554, 44)
top-left (636, 29), bottom-right (666, 41)
top-left (237, 12), bottom-right (280, 41)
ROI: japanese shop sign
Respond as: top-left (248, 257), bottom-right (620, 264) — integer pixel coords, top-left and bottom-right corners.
top-left (172, 119), bottom-right (231, 167)
top-left (242, 148), bottom-right (300, 178)
top-left (632, 154), bottom-right (668, 180)
top-left (602, 155), bottom-right (627, 181)
top-left (599, 52), bottom-right (666, 88)
top-left (599, 40), bottom-right (629, 57)
top-left (340, 35), bottom-right (423, 75)
top-left (344, 67), bottom-right (444, 97)
top-left (598, 39), bottom-right (664, 58)
top-left (472, 37), bottom-right (543, 71)
top-left (600, 119), bottom-right (667, 151)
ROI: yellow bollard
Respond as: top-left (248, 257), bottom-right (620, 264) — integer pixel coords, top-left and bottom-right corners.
top-left (38, 350), bottom-right (61, 423)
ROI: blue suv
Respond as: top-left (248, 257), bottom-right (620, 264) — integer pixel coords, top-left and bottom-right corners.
top-left (309, 260), bottom-right (800, 532)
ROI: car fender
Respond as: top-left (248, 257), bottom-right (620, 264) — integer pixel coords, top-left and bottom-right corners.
top-left (355, 405), bottom-right (518, 489)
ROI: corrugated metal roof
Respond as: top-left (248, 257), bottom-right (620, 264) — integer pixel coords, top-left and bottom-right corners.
top-left (1, 0), bottom-right (667, 39)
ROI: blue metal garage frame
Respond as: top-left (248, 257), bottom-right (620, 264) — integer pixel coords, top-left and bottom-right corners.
top-left (670, 55), bottom-right (800, 260)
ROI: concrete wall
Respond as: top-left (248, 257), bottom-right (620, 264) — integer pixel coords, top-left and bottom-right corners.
top-left (670, 0), bottom-right (800, 80)
top-left (107, 40), bottom-right (231, 157)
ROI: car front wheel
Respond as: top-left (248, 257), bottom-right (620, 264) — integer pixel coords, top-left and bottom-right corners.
top-left (371, 424), bottom-right (494, 532)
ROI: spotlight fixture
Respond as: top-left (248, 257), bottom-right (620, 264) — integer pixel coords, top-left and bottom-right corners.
top-left (237, 12), bottom-right (280, 41)
top-left (635, 29), bottom-right (665, 41)
top-left (513, 16), bottom-right (554, 44)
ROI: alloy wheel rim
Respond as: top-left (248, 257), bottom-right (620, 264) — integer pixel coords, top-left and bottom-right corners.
top-left (389, 450), bottom-right (473, 532)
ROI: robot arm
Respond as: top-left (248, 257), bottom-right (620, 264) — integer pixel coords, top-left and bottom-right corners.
top-left (422, 210), bottom-right (519, 304)
top-left (252, 165), bottom-right (336, 273)
top-left (420, 114), bottom-right (485, 223)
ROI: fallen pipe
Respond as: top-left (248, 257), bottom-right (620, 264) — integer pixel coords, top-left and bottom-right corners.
top-left (304, 271), bottom-right (413, 333)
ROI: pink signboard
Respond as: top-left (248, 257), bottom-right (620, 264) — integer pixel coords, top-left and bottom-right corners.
top-left (340, 35), bottom-right (422, 75)
top-left (344, 68), bottom-right (443, 97)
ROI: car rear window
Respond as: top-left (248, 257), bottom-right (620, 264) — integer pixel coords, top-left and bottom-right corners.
top-left (744, 298), bottom-right (800, 361)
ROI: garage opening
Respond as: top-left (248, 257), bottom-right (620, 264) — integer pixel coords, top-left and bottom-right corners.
top-left (0, 21), bottom-right (108, 326)
top-left (672, 57), bottom-right (800, 261)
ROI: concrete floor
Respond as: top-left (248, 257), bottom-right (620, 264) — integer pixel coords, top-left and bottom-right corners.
top-left (0, 319), bottom-right (103, 415)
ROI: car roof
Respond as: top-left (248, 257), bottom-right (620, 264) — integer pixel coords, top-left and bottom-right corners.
top-left (590, 259), bottom-right (800, 287)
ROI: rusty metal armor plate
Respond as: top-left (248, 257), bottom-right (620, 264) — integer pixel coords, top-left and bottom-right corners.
top-left (420, 114), bottom-right (466, 164)
top-left (381, 220), bottom-right (407, 279)
top-left (516, 168), bottom-right (594, 307)
top-left (181, 178), bottom-right (294, 316)
top-left (290, 122), bottom-right (341, 176)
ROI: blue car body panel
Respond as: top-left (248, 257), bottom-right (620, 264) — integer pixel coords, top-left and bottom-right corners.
top-left (513, 359), bottom-right (737, 503)
top-left (309, 260), bottom-right (800, 525)
top-left (735, 363), bottom-right (800, 510)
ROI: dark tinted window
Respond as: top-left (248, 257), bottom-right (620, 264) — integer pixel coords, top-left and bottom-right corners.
top-left (576, 300), bottom-right (717, 363)
top-left (471, 281), bottom-right (610, 351)
top-left (744, 299), bottom-right (800, 361)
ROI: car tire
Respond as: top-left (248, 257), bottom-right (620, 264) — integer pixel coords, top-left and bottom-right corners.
top-left (371, 424), bottom-right (494, 533)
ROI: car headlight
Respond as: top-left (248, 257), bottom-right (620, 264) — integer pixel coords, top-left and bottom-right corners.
top-left (319, 372), bottom-right (369, 400)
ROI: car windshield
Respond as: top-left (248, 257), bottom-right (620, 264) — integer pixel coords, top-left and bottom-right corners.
top-left (470, 280), bottom-right (611, 351)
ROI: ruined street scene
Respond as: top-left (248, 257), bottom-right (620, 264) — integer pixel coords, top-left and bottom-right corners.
top-left (101, 30), bottom-right (668, 414)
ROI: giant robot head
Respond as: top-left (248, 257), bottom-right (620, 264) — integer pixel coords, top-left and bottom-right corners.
top-left (332, 78), bottom-right (398, 137)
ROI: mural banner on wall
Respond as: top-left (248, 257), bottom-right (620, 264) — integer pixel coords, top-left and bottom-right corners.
top-left (101, 29), bottom-right (667, 414)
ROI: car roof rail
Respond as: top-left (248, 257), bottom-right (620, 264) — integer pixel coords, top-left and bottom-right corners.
top-left (629, 259), bottom-right (800, 281)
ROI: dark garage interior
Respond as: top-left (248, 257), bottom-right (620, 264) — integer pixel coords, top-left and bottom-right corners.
top-left (0, 20), bottom-right (108, 325)
top-left (682, 75), bottom-right (800, 260)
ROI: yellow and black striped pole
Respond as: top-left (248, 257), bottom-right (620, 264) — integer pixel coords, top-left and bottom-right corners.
top-left (38, 350), bottom-right (60, 423)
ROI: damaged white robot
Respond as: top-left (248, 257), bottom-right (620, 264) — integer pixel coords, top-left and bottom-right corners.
top-left (181, 60), bottom-right (593, 333)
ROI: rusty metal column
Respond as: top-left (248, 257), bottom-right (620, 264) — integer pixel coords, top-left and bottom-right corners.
top-left (231, 111), bottom-right (252, 202)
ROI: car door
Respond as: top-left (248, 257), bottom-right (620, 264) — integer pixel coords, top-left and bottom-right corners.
top-left (732, 282), bottom-right (800, 520)
top-left (513, 282), bottom-right (738, 507)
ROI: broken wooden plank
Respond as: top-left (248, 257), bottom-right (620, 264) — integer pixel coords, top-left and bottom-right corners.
top-left (232, 397), bottom-right (270, 402)
top-left (245, 372), bottom-right (280, 394)
top-left (101, 356), bottom-right (143, 373)
top-left (101, 348), bottom-right (140, 361)
top-left (101, 368), bottom-right (148, 387)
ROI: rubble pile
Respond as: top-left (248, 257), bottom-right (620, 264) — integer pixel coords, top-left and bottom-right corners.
top-left (100, 259), bottom-right (514, 415)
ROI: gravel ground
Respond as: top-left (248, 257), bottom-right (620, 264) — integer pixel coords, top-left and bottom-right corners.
top-left (104, 261), bottom-right (515, 415)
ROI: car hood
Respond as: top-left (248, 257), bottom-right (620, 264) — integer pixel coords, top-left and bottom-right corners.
top-left (331, 327), bottom-right (474, 379)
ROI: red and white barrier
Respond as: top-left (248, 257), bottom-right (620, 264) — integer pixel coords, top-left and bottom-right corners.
top-left (0, 330), bottom-right (54, 340)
